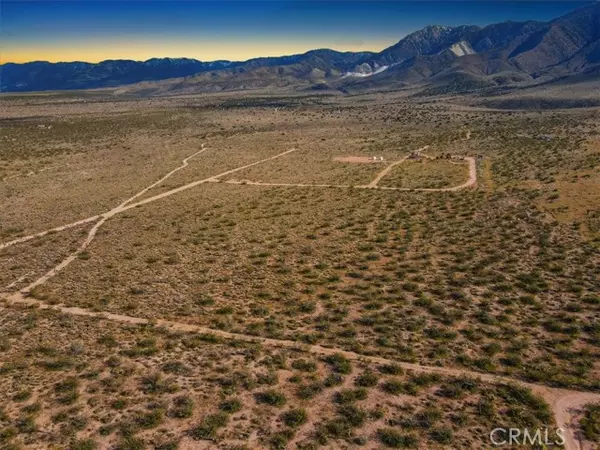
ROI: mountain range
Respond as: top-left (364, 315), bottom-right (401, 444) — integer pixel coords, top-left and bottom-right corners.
top-left (1, 2), bottom-right (599, 94)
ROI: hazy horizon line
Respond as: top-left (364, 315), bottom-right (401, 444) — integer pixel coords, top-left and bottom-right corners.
top-left (1, 46), bottom-right (387, 65)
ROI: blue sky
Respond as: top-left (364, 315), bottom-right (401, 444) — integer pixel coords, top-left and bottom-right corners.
top-left (1, 1), bottom-right (592, 63)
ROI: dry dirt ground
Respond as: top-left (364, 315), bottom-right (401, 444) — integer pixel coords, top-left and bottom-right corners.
top-left (0, 91), bottom-right (599, 450)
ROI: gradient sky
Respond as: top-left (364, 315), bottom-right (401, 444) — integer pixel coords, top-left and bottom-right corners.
top-left (1, 1), bottom-right (592, 64)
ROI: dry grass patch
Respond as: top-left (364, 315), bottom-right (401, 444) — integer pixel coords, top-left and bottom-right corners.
top-left (379, 158), bottom-right (469, 189)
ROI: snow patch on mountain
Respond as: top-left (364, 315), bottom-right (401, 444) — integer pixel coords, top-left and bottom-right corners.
top-left (342, 63), bottom-right (389, 78)
top-left (449, 41), bottom-right (476, 57)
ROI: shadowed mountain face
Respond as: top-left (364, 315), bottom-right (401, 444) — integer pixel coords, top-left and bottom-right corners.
top-left (343, 2), bottom-right (600, 90)
top-left (0, 58), bottom-right (240, 92)
top-left (1, 3), bottom-right (598, 93)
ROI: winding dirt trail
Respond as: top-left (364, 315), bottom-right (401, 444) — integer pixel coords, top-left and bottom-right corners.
top-left (117, 144), bottom-right (207, 208)
top-left (1, 144), bottom-right (476, 253)
top-left (10, 146), bottom-right (299, 293)
top-left (215, 179), bottom-right (353, 189)
top-left (554, 393), bottom-right (600, 450)
top-left (3, 272), bottom-right (33, 290)
top-left (365, 145), bottom-right (476, 191)
top-left (401, 155), bottom-right (477, 192)
top-left (0, 146), bottom-right (208, 252)
top-left (1, 137), bottom-right (598, 450)
top-left (446, 156), bottom-right (477, 191)
top-left (118, 147), bottom-right (298, 213)
top-left (2, 293), bottom-right (599, 450)
top-left (0, 215), bottom-right (102, 251)
top-left (367, 154), bottom-right (413, 188)
top-left (0, 147), bottom-right (298, 253)
top-left (20, 146), bottom-right (210, 292)
top-left (23, 217), bottom-right (106, 292)
top-left (0, 295), bottom-right (591, 392)
top-left (218, 154), bottom-right (477, 193)
top-left (375, 154), bottom-right (476, 192)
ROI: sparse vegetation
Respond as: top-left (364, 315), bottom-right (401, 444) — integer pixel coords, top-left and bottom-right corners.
top-left (0, 90), bottom-right (598, 449)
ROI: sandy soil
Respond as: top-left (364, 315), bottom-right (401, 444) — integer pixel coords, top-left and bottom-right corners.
top-left (1, 122), bottom-right (597, 450)
top-left (0, 143), bottom-right (595, 450)
top-left (3, 291), bottom-right (600, 450)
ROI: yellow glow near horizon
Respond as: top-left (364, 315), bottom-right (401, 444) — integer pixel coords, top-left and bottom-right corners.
top-left (2, 38), bottom-right (393, 64)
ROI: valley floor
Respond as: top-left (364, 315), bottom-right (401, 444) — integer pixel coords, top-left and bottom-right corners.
top-left (1, 91), bottom-right (599, 449)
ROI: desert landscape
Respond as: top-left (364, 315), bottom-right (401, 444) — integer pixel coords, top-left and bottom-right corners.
top-left (1, 1), bottom-right (600, 447)
top-left (1, 83), bottom-right (599, 450)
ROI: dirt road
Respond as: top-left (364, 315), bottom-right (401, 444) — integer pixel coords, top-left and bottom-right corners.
top-left (2, 293), bottom-right (599, 450)
top-left (1, 139), bottom-right (598, 450)
top-left (554, 393), bottom-right (600, 450)
top-left (0, 146), bottom-right (208, 251)
top-left (0, 215), bottom-right (102, 251)
top-left (1, 145), bottom-right (476, 253)
top-left (219, 155), bottom-right (477, 192)
top-left (367, 154), bottom-right (412, 187)
top-left (11, 146), bottom-right (299, 293)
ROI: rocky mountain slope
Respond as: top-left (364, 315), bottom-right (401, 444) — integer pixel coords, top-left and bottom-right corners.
top-left (1, 2), bottom-right (598, 94)
top-left (337, 2), bottom-right (599, 92)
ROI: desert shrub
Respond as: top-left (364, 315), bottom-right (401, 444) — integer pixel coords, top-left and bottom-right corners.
top-left (161, 361), bottom-right (190, 375)
top-left (0, 426), bottom-right (18, 442)
top-left (12, 390), bottom-right (31, 402)
top-left (135, 409), bottom-right (164, 429)
top-left (169, 396), bottom-right (194, 419)
top-left (297, 381), bottom-right (324, 400)
top-left (256, 371), bottom-right (279, 385)
top-left (317, 418), bottom-right (353, 442)
top-left (39, 357), bottom-right (75, 371)
top-left (70, 341), bottom-right (85, 355)
top-left (139, 373), bottom-right (177, 394)
top-left (269, 429), bottom-right (294, 449)
top-left (580, 403), bottom-right (600, 442)
top-left (411, 373), bottom-right (441, 387)
top-left (154, 440), bottom-right (179, 450)
top-left (378, 364), bottom-right (403, 375)
top-left (291, 359), bottom-right (317, 372)
top-left (190, 413), bottom-right (229, 439)
top-left (323, 373), bottom-right (344, 387)
top-left (195, 293), bottom-right (214, 306)
top-left (219, 398), bottom-right (242, 413)
top-left (334, 388), bottom-right (367, 404)
top-left (355, 370), bottom-right (379, 387)
top-left (55, 378), bottom-right (79, 393)
top-left (0, 338), bottom-right (11, 352)
top-left (15, 415), bottom-right (37, 433)
top-left (477, 395), bottom-right (496, 419)
top-left (324, 354), bottom-right (352, 374)
top-left (436, 377), bottom-right (477, 399)
top-left (116, 436), bottom-right (144, 450)
top-left (123, 338), bottom-right (159, 357)
top-left (298, 302), bottom-right (317, 313)
top-left (281, 408), bottom-right (308, 427)
top-left (498, 384), bottom-right (551, 424)
top-left (483, 342), bottom-right (502, 356)
top-left (377, 428), bottom-right (418, 447)
top-left (381, 379), bottom-right (404, 395)
top-left (430, 426), bottom-right (454, 444)
top-left (415, 407), bottom-right (442, 428)
top-left (21, 403), bottom-right (41, 415)
top-left (338, 405), bottom-right (367, 427)
top-left (55, 377), bottom-right (79, 404)
top-left (112, 399), bottom-right (127, 410)
top-left (255, 390), bottom-right (286, 407)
